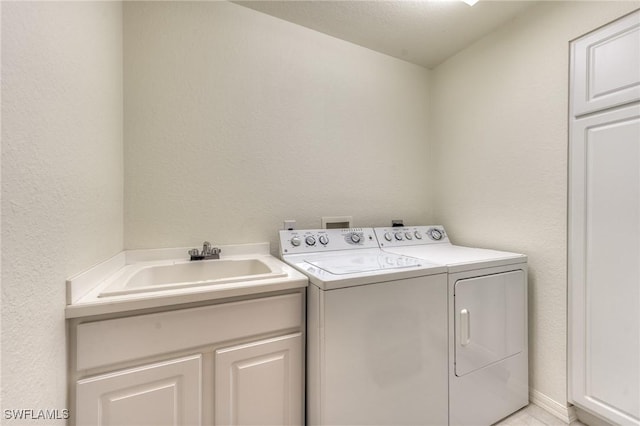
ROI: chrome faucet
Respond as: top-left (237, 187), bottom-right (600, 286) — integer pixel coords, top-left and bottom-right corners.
top-left (189, 241), bottom-right (221, 261)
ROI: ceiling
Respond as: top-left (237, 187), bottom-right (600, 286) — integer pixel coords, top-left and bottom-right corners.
top-left (234, 0), bottom-right (537, 69)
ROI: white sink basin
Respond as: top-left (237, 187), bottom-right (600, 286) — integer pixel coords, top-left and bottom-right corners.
top-left (65, 242), bottom-right (309, 319)
top-left (99, 258), bottom-right (287, 298)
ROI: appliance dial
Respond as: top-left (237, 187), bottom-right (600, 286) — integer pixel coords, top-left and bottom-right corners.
top-left (384, 232), bottom-right (392, 241)
top-left (414, 231), bottom-right (423, 239)
top-left (428, 228), bottom-right (443, 241)
top-left (394, 232), bottom-right (404, 241)
top-left (305, 236), bottom-right (316, 246)
top-left (319, 235), bottom-right (329, 245)
top-left (350, 233), bottom-right (361, 243)
top-left (290, 236), bottom-right (301, 247)
top-left (404, 232), bottom-right (413, 240)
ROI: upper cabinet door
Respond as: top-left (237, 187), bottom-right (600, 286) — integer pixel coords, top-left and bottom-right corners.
top-left (571, 10), bottom-right (640, 117)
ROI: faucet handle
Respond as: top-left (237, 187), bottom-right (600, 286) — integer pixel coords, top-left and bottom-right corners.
top-left (189, 242), bottom-right (220, 260)
top-left (202, 241), bottom-right (211, 255)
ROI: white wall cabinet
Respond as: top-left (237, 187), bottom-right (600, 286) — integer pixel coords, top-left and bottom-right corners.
top-left (69, 292), bottom-right (305, 426)
top-left (571, 11), bottom-right (640, 116)
top-left (569, 9), bottom-right (640, 426)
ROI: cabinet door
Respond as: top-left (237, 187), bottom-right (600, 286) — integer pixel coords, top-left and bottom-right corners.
top-left (571, 10), bottom-right (640, 116)
top-left (76, 355), bottom-right (202, 426)
top-left (569, 103), bottom-right (640, 425)
top-left (215, 333), bottom-right (302, 426)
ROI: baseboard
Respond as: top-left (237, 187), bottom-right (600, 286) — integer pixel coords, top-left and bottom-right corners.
top-left (574, 407), bottom-right (616, 426)
top-left (529, 388), bottom-right (577, 424)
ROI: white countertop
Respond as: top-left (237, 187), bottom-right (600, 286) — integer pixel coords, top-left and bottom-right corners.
top-left (66, 243), bottom-right (308, 318)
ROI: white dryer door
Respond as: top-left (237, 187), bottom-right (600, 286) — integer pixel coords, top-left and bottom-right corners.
top-left (454, 270), bottom-right (526, 377)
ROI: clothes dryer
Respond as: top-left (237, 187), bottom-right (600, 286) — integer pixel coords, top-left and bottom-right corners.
top-left (375, 225), bottom-right (529, 426)
top-left (280, 228), bottom-right (449, 426)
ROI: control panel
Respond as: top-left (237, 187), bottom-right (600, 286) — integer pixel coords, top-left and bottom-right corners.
top-left (373, 226), bottom-right (449, 247)
top-left (279, 228), bottom-right (379, 255)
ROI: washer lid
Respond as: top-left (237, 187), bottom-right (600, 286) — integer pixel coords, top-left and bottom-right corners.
top-left (304, 251), bottom-right (423, 275)
top-left (281, 248), bottom-right (447, 290)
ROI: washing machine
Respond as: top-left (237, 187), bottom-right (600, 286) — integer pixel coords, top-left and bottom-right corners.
top-left (375, 225), bottom-right (529, 426)
top-left (279, 228), bottom-right (449, 426)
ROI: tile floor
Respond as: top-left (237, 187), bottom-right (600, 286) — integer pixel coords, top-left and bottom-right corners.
top-left (496, 404), bottom-right (586, 426)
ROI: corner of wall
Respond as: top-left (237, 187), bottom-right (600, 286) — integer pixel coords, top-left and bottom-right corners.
top-left (529, 388), bottom-right (577, 423)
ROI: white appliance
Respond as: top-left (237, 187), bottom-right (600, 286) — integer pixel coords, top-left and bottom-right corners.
top-left (375, 225), bottom-right (528, 426)
top-left (279, 228), bottom-right (449, 426)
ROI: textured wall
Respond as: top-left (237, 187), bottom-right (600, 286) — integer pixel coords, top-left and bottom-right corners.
top-left (1, 1), bottom-right (123, 419)
top-left (123, 1), bottom-right (432, 251)
top-left (430, 1), bottom-right (639, 410)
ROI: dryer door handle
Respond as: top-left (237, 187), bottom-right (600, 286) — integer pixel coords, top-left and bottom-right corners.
top-left (460, 309), bottom-right (470, 346)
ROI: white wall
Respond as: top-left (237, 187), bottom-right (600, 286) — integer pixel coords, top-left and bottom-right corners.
top-left (430, 1), bottom-right (639, 414)
top-left (123, 1), bottom-right (432, 251)
top-left (1, 1), bottom-right (123, 418)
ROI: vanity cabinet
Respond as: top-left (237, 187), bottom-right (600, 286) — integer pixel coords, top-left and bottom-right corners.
top-left (69, 291), bottom-right (305, 426)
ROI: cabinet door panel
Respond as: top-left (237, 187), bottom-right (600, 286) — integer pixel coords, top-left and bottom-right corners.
top-left (572, 11), bottom-right (640, 116)
top-left (569, 103), bottom-right (640, 425)
top-left (76, 355), bottom-right (202, 426)
top-left (215, 333), bottom-right (302, 426)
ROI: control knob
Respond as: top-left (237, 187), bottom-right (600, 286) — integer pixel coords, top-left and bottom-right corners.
top-left (319, 235), bottom-right (329, 245)
top-left (305, 236), bottom-right (316, 246)
top-left (350, 233), bottom-right (361, 244)
top-left (290, 236), bottom-right (301, 247)
top-left (428, 228), bottom-right (444, 241)
top-left (384, 232), bottom-right (393, 242)
top-left (404, 232), bottom-right (413, 240)
top-left (414, 231), bottom-right (423, 239)
top-left (394, 232), bottom-right (404, 241)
